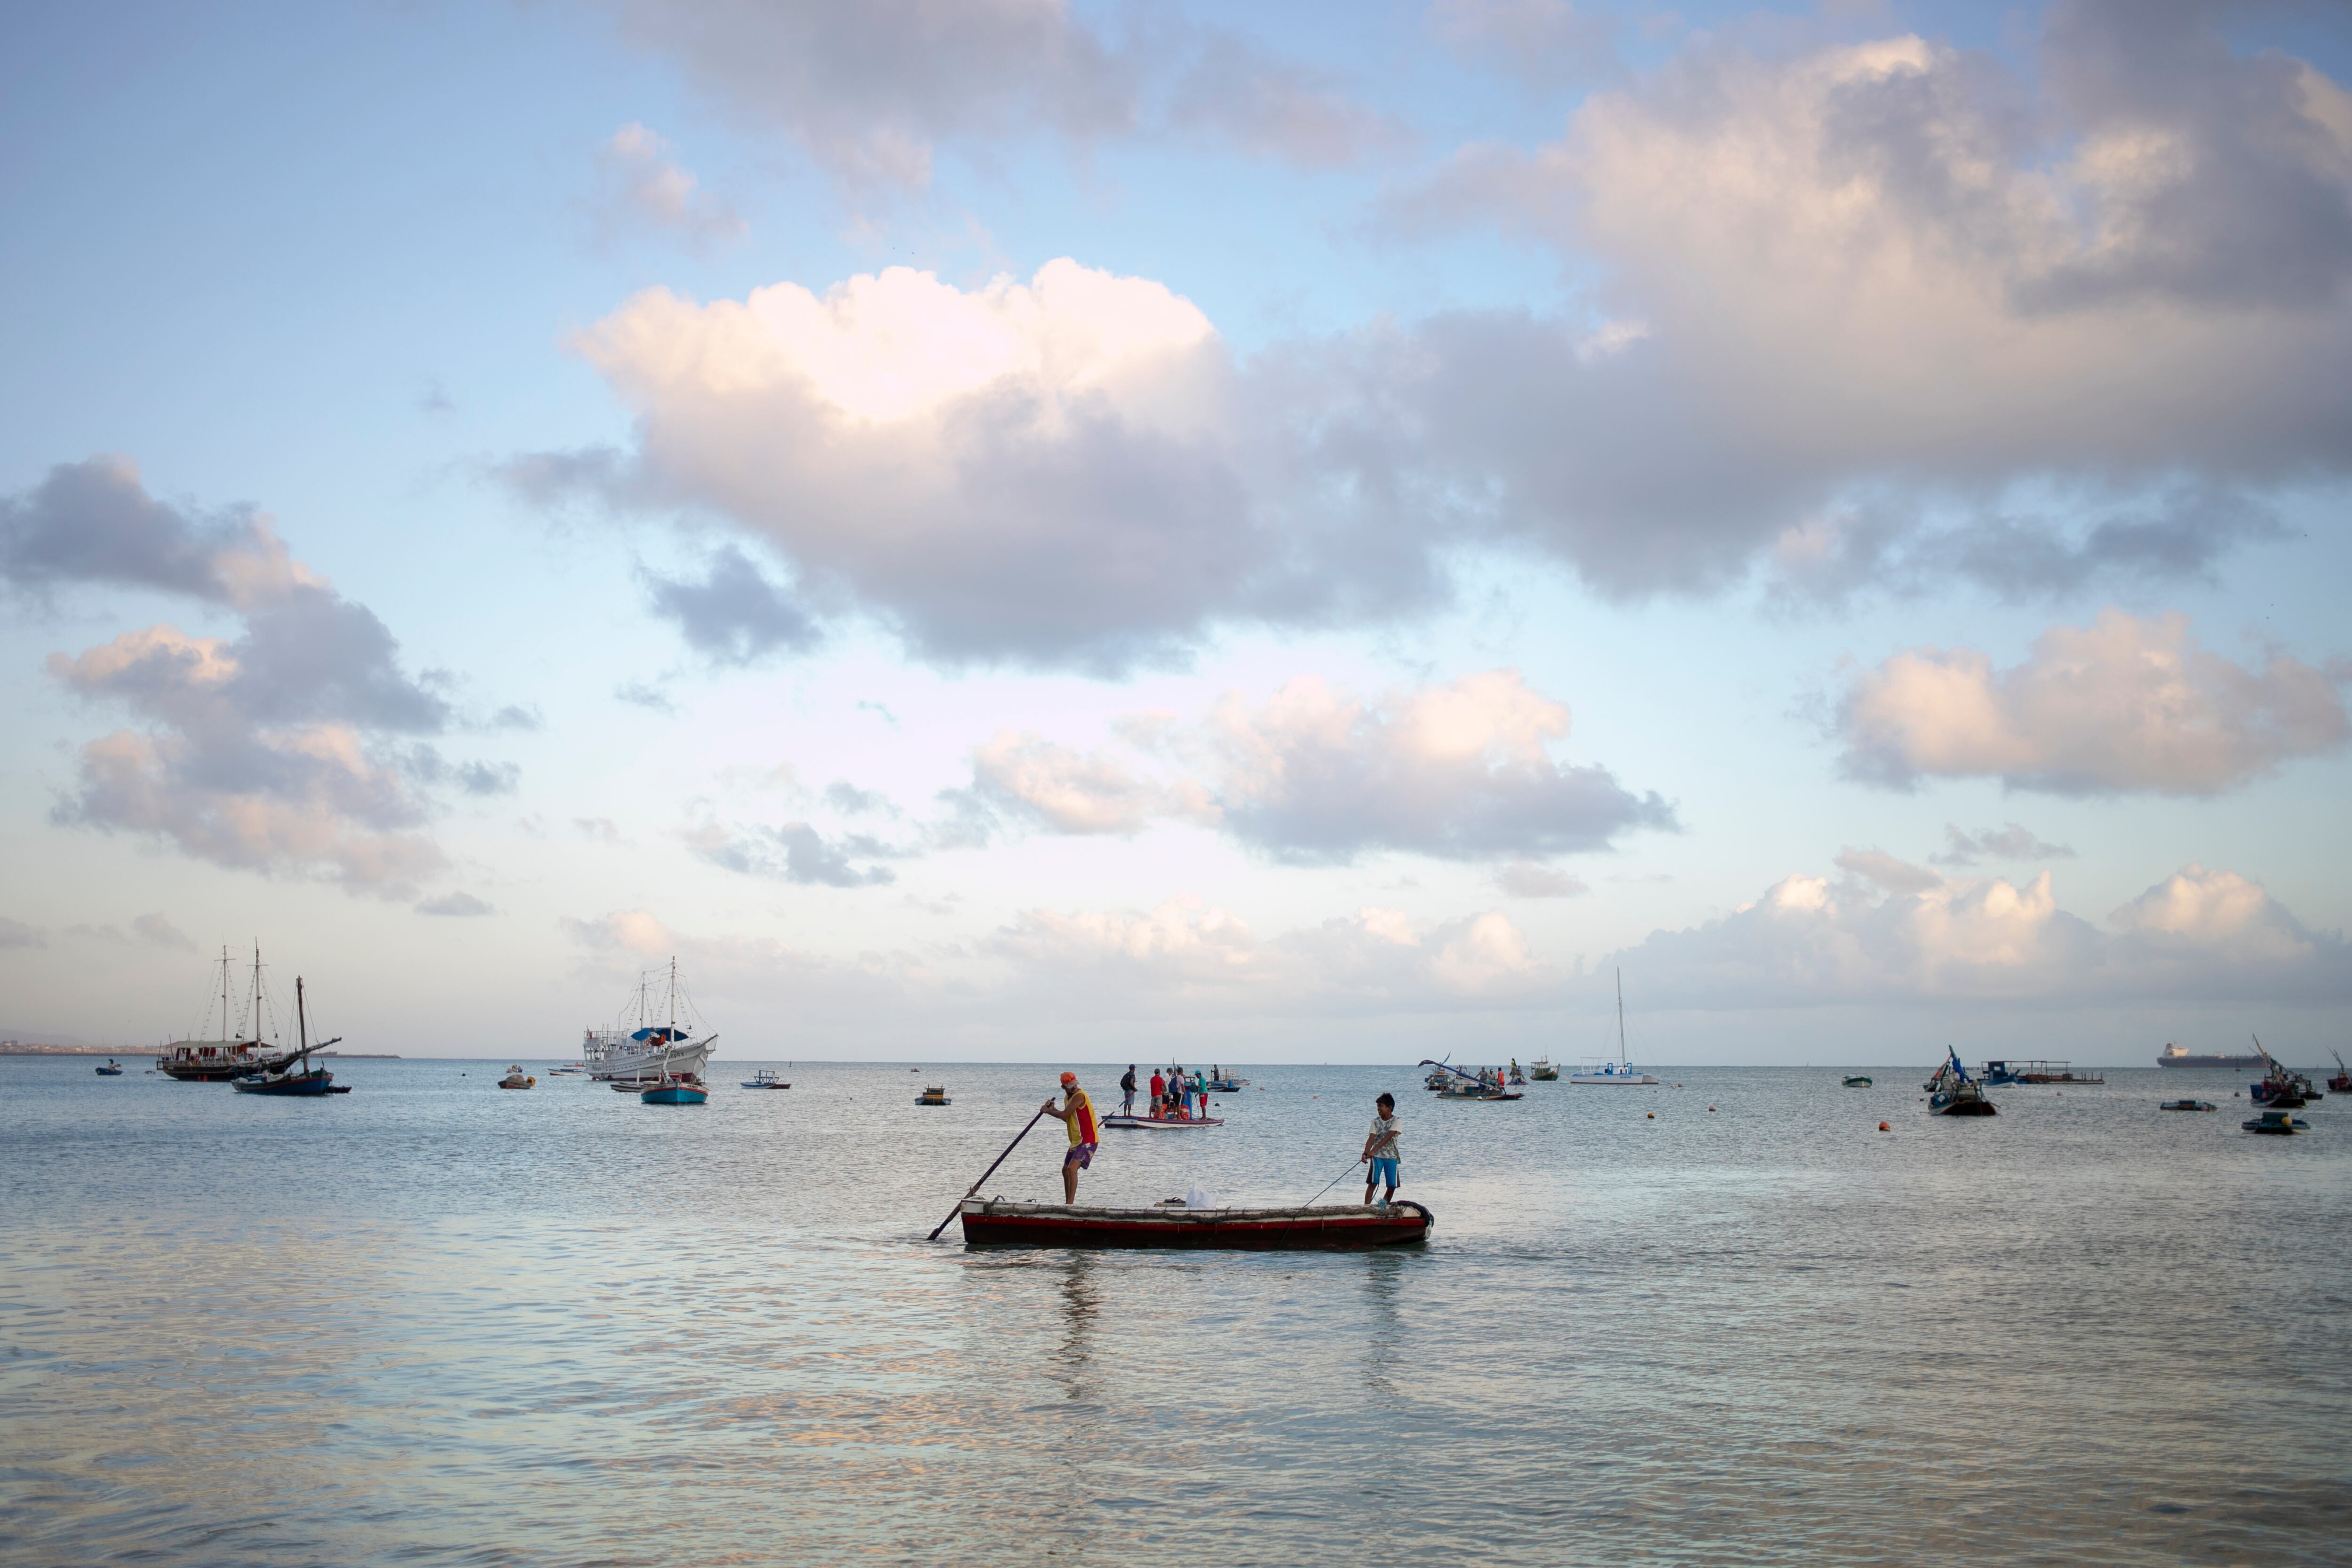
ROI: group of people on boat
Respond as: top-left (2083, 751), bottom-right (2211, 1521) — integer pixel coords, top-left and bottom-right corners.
top-left (1118, 1062), bottom-right (1213, 1121)
top-left (1048, 1071), bottom-right (1404, 1208)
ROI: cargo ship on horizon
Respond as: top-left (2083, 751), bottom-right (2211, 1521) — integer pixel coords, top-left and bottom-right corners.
top-left (2158, 1042), bottom-right (2264, 1070)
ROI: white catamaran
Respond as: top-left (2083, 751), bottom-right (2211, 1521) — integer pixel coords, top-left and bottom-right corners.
top-left (580, 958), bottom-right (717, 1086)
top-left (1570, 968), bottom-right (1658, 1085)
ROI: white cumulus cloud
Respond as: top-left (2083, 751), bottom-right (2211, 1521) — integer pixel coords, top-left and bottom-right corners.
top-left (1838, 609), bottom-right (2349, 795)
top-left (1616, 860), bottom-right (2349, 1008)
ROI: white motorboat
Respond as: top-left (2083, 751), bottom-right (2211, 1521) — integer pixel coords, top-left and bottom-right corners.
top-left (1570, 969), bottom-right (1658, 1085)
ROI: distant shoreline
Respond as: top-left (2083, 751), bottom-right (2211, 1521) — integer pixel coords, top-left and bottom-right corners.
top-left (0, 1046), bottom-right (403, 1059)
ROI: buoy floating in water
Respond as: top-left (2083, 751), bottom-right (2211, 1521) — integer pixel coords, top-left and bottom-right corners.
top-left (1708, 1106), bottom-right (1716, 1112)
top-left (1878, 1122), bottom-right (1891, 1131)
top-left (1646, 1112), bottom-right (1655, 1119)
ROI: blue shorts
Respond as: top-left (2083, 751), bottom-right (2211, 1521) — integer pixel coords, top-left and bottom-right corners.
top-left (1367, 1156), bottom-right (1399, 1187)
top-left (1065, 1142), bottom-right (1095, 1170)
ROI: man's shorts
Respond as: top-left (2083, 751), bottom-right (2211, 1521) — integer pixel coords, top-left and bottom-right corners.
top-left (1367, 1156), bottom-right (1399, 1187)
top-left (1065, 1141), bottom-right (1096, 1170)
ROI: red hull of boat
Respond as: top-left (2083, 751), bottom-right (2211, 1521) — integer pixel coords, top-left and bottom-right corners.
top-left (958, 1200), bottom-right (1431, 1250)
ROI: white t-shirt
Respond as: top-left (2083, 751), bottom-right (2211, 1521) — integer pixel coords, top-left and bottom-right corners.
top-left (1366, 1114), bottom-right (1400, 1158)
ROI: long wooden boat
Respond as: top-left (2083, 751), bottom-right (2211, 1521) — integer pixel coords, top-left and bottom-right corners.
top-left (957, 1198), bottom-right (1431, 1249)
top-left (1101, 1113), bottom-right (1224, 1130)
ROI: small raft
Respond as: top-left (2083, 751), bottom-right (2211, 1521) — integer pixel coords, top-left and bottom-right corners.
top-left (2161, 1099), bottom-right (2216, 1112)
top-left (1101, 1113), bottom-right (1224, 1130)
top-left (1843, 1075), bottom-right (1872, 1087)
top-left (2244, 1110), bottom-right (2309, 1134)
top-left (958, 1198), bottom-right (1431, 1249)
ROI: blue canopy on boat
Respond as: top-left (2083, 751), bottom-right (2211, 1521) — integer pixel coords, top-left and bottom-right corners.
top-left (630, 1026), bottom-right (685, 1043)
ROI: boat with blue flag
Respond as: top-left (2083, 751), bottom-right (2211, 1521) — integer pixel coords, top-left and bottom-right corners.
top-left (1926, 1049), bottom-right (1995, 1116)
top-left (583, 959), bottom-right (716, 1088)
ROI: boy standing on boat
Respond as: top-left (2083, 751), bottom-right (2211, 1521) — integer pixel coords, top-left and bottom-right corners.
top-left (1361, 1093), bottom-right (1401, 1207)
top-left (1120, 1064), bottom-right (1137, 1116)
top-left (1041, 1072), bottom-right (1099, 1203)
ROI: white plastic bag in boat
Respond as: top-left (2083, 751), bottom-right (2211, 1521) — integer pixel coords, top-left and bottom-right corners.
top-left (1185, 1179), bottom-right (1214, 1209)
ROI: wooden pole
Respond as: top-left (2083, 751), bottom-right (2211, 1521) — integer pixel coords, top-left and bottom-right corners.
top-left (929, 1109), bottom-right (1047, 1242)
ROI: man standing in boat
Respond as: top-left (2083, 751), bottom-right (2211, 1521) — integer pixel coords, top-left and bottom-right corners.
top-left (1041, 1071), bottom-right (1099, 1202)
top-left (1361, 1092), bottom-right (1401, 1207)
top-left (1120, 1063), bottom-right (1137, 1116)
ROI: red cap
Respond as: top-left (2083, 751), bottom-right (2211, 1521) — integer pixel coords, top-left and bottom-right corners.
top-left (1060, 1071), bottom-right (1078, 1086)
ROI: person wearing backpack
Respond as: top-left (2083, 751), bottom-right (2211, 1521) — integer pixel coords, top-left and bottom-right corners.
top-left (1120, 1064), bottom-right (1137, 1116)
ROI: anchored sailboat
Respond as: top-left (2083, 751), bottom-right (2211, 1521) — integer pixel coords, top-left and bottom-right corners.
top-left (157, 946), bottom-right (306, 1082)
top-left (1571, 969), bottom-right (1658, 1084)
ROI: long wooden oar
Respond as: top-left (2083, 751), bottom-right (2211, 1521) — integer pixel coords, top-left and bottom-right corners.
top-left (928, 1108), bottom-right (1047, 1241)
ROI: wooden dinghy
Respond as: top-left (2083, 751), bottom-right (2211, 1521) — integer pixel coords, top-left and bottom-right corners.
top-left (1101, 1113), bottom-right (1225, 1130)
top-left (957, 1198), bottom-right (1431, 1249)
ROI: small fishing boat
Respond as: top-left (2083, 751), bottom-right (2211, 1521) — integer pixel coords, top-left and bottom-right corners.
top-left (915, 1085), bottom-right (952, 1106)
top-left (547, 1062), bottom-right (586, 1077)
top-left (1420, 1060), bottom-right (1522, 1100)
top-left (1927, 1049), bottom-right (1995, 1116)
top-left (1509, 1059), bottom-right (1527, 1086)
top-left (1983, 1059), bottom-right (2104, 1086)
top-left (497, 1065), bottom-right (532, 1090)
top-left (1529, 1057), bottom-right (1558, 1081)
top-left (1843, 1075), bottom-right (1873, 1087)
top-left (232, 978), bottom-right (343, 1097)
top-left (2244, 1109), bottom-right (2308, 1134)
top-left (2248, 1036), bottom-right (2307, 1108)
top-left (956, 1198), bottom-right (1431, 1249)
top-left (740, 1070), bottom-right (790, 1090)
top-left (1102, 1113), bottom-right (1225, 1130)
top-left (95, 1059), bottom-right (124, 1075)
top-left (2161, 1099), bottom-right (2216, 1112)
top-left (1204, 1075), bottom-right (1245, 1092)
top-left (1571, 970), bottom-right (1658, 1084)
top-left (640, 1074), bottom-right (707, 1106)
top-left (2329, 1051), bottom-right (2350, 1095)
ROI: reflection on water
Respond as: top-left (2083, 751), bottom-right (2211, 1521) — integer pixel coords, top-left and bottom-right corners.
top-left (0, 1058), bottom-right (2347, 1565)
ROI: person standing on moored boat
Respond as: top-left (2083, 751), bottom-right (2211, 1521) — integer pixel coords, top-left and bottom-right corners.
top-left (1362, 1093), bottom-right (1401, 1207)
top-left (1041, 1072), bottom-right (1098, 1202)
top-left (1120, 1064), bottom-right (1137, 1116)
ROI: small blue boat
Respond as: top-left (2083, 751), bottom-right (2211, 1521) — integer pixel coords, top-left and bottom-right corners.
top-left (741, 1070), bottom-right (790, 1090)
top-left (642, 1075), bottom-right (707, 1105)
top-left (95, 1059), bottom-right (124, 1075)
top-left (2244, 1110), bottom-right (2308, 1134)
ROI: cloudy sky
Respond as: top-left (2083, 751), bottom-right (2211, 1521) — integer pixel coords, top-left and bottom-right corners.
top-left (3, 0), bottom-right (2348, 1063)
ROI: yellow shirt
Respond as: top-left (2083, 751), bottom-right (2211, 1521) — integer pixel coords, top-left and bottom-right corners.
top-left (1064, 1088), bottom-right (1096, 1144)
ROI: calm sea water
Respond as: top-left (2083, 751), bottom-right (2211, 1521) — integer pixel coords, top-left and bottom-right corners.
top-left (2, 1056), bottom-right (2346, 1566)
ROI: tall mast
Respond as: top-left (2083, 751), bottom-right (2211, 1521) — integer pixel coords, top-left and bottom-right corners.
top-left (668, 955), bottom-right (677, 1032)
top-left (219, 946), bottom-right (230, 1039)
top-left (297, 976), bottom-right (308, 1052)
top-left (1616, 967), bottom-right (1626, 1066)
